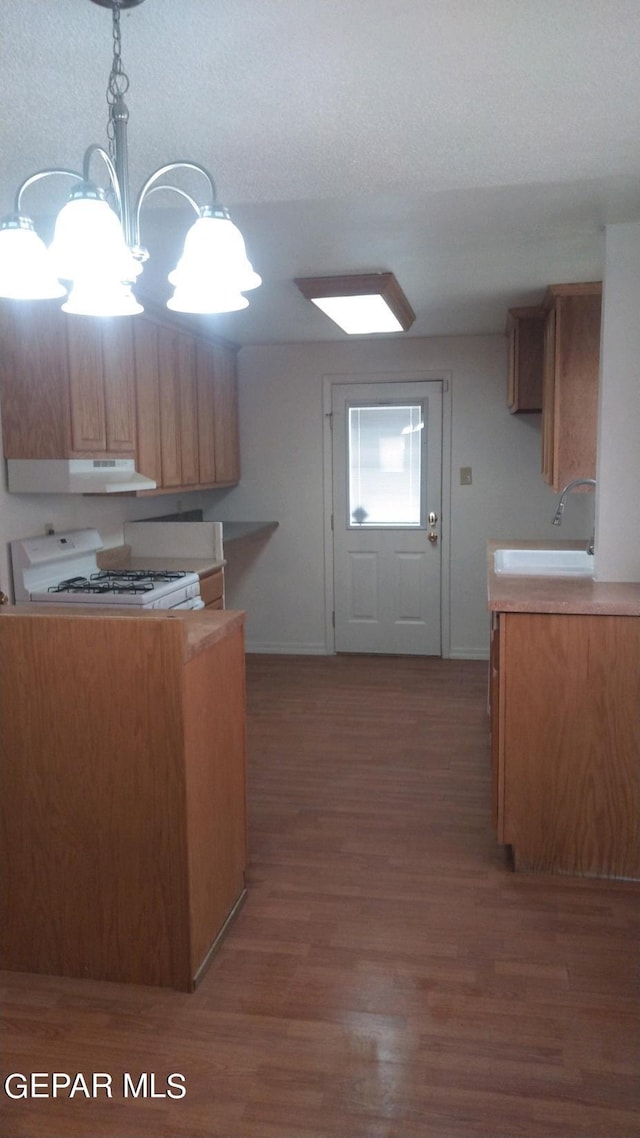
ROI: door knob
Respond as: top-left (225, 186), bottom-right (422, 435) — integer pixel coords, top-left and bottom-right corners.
top-left (427, 531), bottom-right (438, 544)
top-left (0, 591), bottom-right (8, 605)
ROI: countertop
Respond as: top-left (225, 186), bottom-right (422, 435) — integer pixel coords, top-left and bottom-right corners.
top-left (2, 603), bottom-right (245, 662)
top-left (222, 521), bottom-right (279, 544)
top-left (487, 540), bottom-right (640, 616)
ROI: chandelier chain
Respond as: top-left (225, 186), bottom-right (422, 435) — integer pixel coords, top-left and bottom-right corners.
top-left (106, 2), bottom-right (130, 161)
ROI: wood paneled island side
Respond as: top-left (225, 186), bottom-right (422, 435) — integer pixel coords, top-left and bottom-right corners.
top-left (0, 607), bottom-right (248, 991)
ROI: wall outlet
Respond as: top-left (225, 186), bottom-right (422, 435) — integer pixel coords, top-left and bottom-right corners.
top-left (460, 467), bottom-right (473, 485)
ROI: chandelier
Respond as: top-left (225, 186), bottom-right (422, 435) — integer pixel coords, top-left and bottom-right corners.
top-left (0, 0), bottom-right (261, 317)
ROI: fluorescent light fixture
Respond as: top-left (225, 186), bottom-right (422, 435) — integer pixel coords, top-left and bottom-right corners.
top-left (295, 272), bottom-right (415, 335)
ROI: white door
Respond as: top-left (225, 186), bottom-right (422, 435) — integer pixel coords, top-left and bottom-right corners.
top-left (331, 381), bottom-right (443, 655)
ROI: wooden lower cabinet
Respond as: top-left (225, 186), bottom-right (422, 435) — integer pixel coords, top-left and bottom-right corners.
top-left (199, 567), bottom-right (225, 609)
top-left (491, 610), bottom-right (640, 879)
top-left (0, 609), bottom-right (247, 991)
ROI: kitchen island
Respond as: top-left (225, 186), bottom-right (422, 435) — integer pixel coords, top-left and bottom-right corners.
top-left (487, 541), bottom-right (640, 879)
top-left (0, 606), bottom-right (248, 991)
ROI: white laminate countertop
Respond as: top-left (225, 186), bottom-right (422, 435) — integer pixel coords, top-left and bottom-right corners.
top-left (487, 540), bottom-right (640, 616)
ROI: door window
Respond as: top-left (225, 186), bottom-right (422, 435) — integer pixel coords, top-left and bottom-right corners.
top-left (347, 403), bottom-right (425, 527)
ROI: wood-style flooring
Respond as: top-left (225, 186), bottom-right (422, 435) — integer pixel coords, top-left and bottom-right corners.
top-left (1, 654), bottom-right (638, 1138)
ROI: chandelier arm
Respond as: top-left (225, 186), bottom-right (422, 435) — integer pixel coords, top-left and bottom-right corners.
top-left (140, 185), bottom-right (202, 215)
top-left (14, 169), bottom-right (85, 216)
top-left (82, 145), bottom-right (123, 217)
top-left (134, 162), bottom-right (218, 245)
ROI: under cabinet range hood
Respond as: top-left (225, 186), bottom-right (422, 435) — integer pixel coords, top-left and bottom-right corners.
top-left (6, 459), bottom-right (156, 494)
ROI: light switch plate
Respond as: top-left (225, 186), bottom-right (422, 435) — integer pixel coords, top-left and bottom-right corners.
top-left (460, 466), bottom-right (473, 485)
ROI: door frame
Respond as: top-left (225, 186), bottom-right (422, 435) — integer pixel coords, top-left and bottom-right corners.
top-left (322, 370), bottom-right (453, 657)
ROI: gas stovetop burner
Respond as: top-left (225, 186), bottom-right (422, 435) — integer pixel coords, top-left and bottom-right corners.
top-left (48, 569), bottom-right (193, 596)
top-left (49, 575), bottom-right (153, 595)
top-left (92, 569), bottom-right (189, 586)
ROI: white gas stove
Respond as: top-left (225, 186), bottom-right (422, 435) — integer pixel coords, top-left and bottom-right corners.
top-left (10, 529), bottom-right (204, 611)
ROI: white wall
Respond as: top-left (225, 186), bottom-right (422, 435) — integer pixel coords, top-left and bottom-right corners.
top-left (595, 221), bottom-right (640, 581)
top-left (204, 335), bottom-right (593, 658)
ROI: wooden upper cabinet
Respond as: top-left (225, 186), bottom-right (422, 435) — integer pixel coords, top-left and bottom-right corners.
top-left (212, 342), bottom-right (240, 485)
top-left (66, 319), bottom-right (106, 452)
top-left (541, 282), bottom-right (602, 491)
top-left (505, 306), bottom-right (544, 413)
top-left (157, 324), bottom-right (199, 488)
top-left (132, 316), bottom-right (162, 486)
top-left (133, 315), bottom-right (240, 493)
top-left (101, 321), bottom-right (137, 453)
top-left (0, 301), bottom-right (72, 458)
top-left (0, 303), bottom-right (136, 460)
top-left (0, 300), bottom-right (240, 494)
top-left (66, 318), bottom-right (137, 455)
top-left (196, 337), bottom-right (241, 487)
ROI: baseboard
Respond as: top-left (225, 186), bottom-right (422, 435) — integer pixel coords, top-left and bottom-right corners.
top-left (245, 640), bottom-right (331, 656)
top-left (448, 647), bottom-right (490, 661)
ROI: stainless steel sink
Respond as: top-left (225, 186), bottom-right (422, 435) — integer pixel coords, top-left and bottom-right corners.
top-left (493, 548), bottom-right (594, 576)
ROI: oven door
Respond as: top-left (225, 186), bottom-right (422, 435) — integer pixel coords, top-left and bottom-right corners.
top-left (170, 596), bottom-right (205, 611)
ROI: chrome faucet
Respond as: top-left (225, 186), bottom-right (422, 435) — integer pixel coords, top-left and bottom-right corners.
top-left (552, 478), bottom-right (597, 554)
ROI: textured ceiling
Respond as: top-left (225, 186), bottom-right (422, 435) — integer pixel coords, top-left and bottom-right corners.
top-left (2, 0), bottom-right (640, 344)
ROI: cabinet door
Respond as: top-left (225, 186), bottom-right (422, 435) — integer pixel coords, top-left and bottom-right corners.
top-left (0, 301), bottom-right (71, 458)
top-left (501, 612), bottom-right (639, 878)
top-left (66, 319), bottom-right (137, 456)
top-left (196, 339), bottom-right (240, 486)
top-left (157, 326), bottom-right (199, 488)
top-left (213, 343), bottom-right (240, 484)
top-left (541, 305), bottom-right (556, 483)
top-left (196, 339), bottom-right (217, 485)
top-left (133, 318), bottom-right (162, 486)
top-left (541, 284), bottom-right (601, 491)
top-left (102, 321), bottom-right (136, 452)
top-left (66, 319), bottom-right (107, 454)
top-left (177, 333), bottom-right (199, 486)
top-left (506, 307), bottom-right (544, 413)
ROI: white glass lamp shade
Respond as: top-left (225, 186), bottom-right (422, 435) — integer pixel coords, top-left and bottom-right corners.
top-left (168, 213), bottom-right (261, 298)
top-left (49, 194), bottom-right (142, 284)
top-left (62, 279), bottom-right (143, 317)
top-left (0, 220), bottom-right (66, 300)
top-left (167, 286), bottom-right (249, 315)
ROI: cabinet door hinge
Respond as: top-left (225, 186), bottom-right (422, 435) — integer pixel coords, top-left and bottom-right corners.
top-left (330, 513), bottom-right (334, 531)
top-left (332, 610), bottom-right (335, 628)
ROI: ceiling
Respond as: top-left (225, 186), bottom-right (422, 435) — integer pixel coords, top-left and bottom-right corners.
top-left (2, 0), bottom-right (640, 345)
